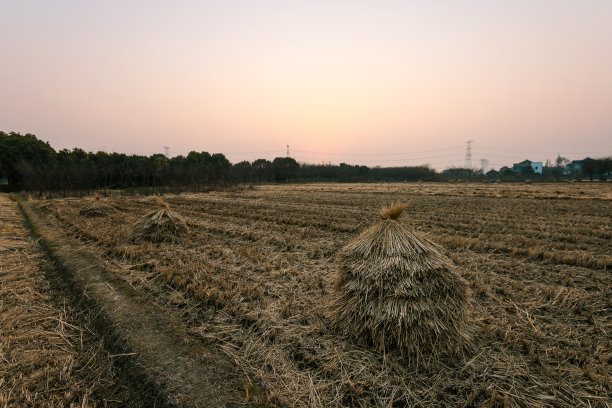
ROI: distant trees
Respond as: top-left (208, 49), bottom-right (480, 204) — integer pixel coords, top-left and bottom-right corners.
top-left (597, 158), bottom-right (612, 181)
top-left (575, 157), bottom-right (611, 181)
top-left (252, 159), bottom-right (272, 182)
top-left (3, 131), bottom-right (611, 193)
top-left (296, 163), bottom-right (435, 182)
top-left (231, 161), bottom-right (254, 183)
top-left (544, 155), bottom-right (570, 181)
top-left (485, 169), bottom-right (499, 180)
top-left (372, 165), bottom-right (437, 181)
top-left (272, 157), bottom-right (299, 182)
top-left (441, 167), bottom-right (482, 181)
top-left (556, 155), bottom-right (569, 171)
top-left (0, 132), bottom-right (56, 190)
top-left (520, 165), bottom-right (535, 178)
top-left (581, 158), bottom-right (597, 181)
top-left (0, 132), bottom-right (233, 193)
top-left (299, 162), bottom-right (370, 182)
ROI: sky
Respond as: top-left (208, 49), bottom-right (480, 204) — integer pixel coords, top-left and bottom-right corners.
top-left (1, 0), bottom-right (611, 171)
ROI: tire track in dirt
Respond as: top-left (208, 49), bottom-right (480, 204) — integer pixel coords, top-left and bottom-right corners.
top-left (19, 198), bottom-right (256, 408)
top-left (0, 194), bottom-right (149, 407)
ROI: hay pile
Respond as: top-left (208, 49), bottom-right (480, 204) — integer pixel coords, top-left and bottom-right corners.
top-left (130, 201), bottom-right (188, 243)
top-left (332, 202), bottom-right (471, 364)
top-left (79, 196), bottom-right (114, 217)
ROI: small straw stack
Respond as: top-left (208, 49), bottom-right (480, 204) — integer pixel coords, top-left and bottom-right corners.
top-left (79, 195), bottom-right (114, 217)
top-left (332, 202), bottom-right (471, 364)
top-left (130, 199), bottom-right (188, 243)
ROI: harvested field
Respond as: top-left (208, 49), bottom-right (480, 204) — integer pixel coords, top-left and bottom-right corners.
top-left (29, 182), bottom-right (611, 407)
top-left (0, 195), bottom-right (145, 407)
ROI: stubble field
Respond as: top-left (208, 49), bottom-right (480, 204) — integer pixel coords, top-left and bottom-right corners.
top-left (31, 182), bottom-right (611, 407)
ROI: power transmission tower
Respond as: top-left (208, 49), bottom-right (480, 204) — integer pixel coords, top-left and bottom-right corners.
top-left (480, 158), bottom-right (489, 172)
top-left (286, 144), bottom-right (290, 157)
top-left (464, 140), bottom-right (473, 168)
top-left (163, 146), bottom-right (170, 158)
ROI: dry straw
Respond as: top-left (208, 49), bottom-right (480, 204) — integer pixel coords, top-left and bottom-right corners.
top-left (130, 199), bottom-right (189, 243)
top-left (79, 195), bottom-right (115, 217)
top-left (332, 202), bottom-right (472, 364)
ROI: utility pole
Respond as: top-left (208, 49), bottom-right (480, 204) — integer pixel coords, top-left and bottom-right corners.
top-left (286, 144), bottom-right (290, 157)
top-left (464, 140), bottom-right (473, 169)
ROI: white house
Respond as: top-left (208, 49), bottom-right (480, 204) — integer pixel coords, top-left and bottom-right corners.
top-left (531, 162), bottom-right (542, 174)
top-left (512, 160), bottom-right (542, 174)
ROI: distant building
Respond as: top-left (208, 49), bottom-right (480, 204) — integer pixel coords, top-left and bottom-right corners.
top-left (567, 159), bottom-right (585, 174)
top-left (512, 160), bottom-right (542, 174)
top-left (512, 160), bottom-right (531, 172)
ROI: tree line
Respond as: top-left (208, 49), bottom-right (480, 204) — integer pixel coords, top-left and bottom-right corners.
top-left (0, 132), bottom-right (438, 192)
top-left (0, 132), bottom-right (233, 193)
top-left (1, 132), bottom-right (609, 193)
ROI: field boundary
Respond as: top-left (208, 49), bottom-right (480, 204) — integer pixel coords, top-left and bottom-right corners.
top-left (19, 199), bottom-right (251, 408)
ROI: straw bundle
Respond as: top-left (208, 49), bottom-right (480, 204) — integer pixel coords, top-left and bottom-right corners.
top-left (332, 203), bottom-right (471, 363)
top-left (130, 202), bottom-right (188, 243)
top-left (79, 196), bottom-right (114, 217)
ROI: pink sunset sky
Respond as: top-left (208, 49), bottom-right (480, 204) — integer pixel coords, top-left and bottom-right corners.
top-left (1, 1), bottom-right (611, 170)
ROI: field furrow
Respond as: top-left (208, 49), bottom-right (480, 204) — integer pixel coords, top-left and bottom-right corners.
top-left (30, 182), bottom-right (612, 407)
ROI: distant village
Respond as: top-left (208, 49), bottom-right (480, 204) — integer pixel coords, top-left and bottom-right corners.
top-left (481, 156), bottom-right (611, 182)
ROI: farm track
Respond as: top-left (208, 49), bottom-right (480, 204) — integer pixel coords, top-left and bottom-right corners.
top-left (29, 183), bottom-right (612, 407)
top-left (20, 199), bottom-right (257, 407)
top-left (0, 194), bottom-right (150, 407)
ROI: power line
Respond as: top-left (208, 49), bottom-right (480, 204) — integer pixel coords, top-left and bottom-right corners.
top-left (477, 146), bottom-right (612, 156)
top-left (292, 152), bottom-right (461, 163)
top-left (292, 145), bottom-right (464, 157)
top-left (472, 150), bottom-right (612, 162)
top-left (224, 145), bottom-right (611, 169)
top-left (225, 150), bottom-right (284, 156)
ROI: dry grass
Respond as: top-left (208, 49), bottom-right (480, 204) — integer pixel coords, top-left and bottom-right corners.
top-left (378, 201), bottom-right (408, 220)
top-left (31, 183), bottom-right (612, 407)
top-left (0, 195), bottom-right (139, 407)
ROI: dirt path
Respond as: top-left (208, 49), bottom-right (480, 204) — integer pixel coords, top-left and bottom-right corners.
top-left (0, 194), bottom-right (143, 407)
top-left (18, 197), bottom-right (251, 408)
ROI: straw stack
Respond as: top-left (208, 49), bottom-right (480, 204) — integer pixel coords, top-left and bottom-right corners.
top-left (332, 202), bottom-right (471, 364)
top-left (130, 200), bottom-right (188, 243)
top-left (79, 196), bottom-right (114, 217)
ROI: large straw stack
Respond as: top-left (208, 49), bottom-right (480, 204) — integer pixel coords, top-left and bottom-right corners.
top-left (130, 200), bottom-right (188, 243)
top-left (332, 203), bottom-right (471, 364)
